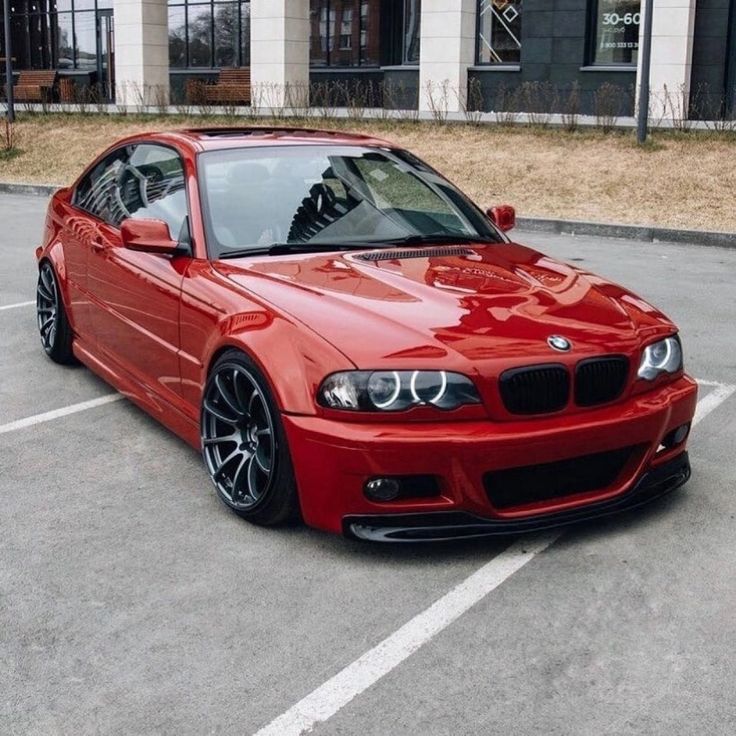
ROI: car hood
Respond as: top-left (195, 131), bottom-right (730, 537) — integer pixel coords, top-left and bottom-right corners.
top-left (214, 242), bottom-right (676, 372)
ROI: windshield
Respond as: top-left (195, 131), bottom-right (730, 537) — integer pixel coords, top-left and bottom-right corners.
top-left (198, 145), bottom-right (502, 257)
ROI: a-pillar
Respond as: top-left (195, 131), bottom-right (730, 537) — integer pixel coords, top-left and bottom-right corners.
top-left (114, 0), bottom-right (170, 107)
top-left (250, 0), bottom-right (310, 110)
top-left (419, 0), bottom-right (476, 114)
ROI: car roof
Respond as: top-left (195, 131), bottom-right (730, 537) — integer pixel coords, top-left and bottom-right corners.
top-left (149, 126), bottom-right (394, 153)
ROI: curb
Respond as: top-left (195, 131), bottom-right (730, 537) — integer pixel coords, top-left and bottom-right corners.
top-left (515, 216), bottom-right (736, 250)
top-left (2, 181), bottom-right (734, 249)
top-left (0, 182), bottom-right (60, 197)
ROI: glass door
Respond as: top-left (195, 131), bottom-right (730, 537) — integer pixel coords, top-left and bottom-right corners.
top-left (96, 10), bottom-right (114, 102)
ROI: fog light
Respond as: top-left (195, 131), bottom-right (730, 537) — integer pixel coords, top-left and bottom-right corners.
top-left (658, 423), bottom-right (691, 453)
top-left (364, 478), bottom-right (401, 502)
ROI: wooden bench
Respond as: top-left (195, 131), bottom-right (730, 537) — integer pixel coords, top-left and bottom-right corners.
top-left (12, 70), bottom-right (58, 102)
top-left (200, 68), bottom-right (251, 105)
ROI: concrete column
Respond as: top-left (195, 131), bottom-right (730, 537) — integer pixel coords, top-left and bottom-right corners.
top-left (637, 0), bottom-right (697, 119)
top-left (250, 0), bottom-right (310, 109)
top-left (419, 0), bottom-right (476, 114)
top-left (114, 0), bottom-right (169, 107)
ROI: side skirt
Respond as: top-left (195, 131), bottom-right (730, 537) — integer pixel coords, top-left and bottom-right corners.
top-left (73, 337), bottom-right (201, 450)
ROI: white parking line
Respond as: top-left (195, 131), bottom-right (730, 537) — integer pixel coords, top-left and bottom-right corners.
top-left (253, 533), bottom-right (560, 736)
top-left (253, 383), bottom-right (735, 736)
top-left (0, 394), bottom-right (123, 435)
top-left (693, 381), bottom-right (736, 427)
top-left (0, 300), bottom-right (35, 312)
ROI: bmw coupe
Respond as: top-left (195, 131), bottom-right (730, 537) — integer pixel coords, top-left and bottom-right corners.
top-left (36, 127), bottom-right (697, 540)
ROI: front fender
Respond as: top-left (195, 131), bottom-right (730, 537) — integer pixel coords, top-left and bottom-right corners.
top-left (205, 314), bottom-right (356, 416)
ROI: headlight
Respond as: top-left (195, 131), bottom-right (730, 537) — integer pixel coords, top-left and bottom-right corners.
top-left (637, 335), bottom-right (683, 380)
top-left (318, 370), bottom-right (481, 412)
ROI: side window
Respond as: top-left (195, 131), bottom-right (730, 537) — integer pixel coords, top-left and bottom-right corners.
top-left (75, 146), bottom-right (133, 225)
top-left (120, 144), bottom-right (188, 241)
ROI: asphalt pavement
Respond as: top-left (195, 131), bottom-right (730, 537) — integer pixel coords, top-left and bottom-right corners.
top-left (1, 192), bottom-right (735, 736)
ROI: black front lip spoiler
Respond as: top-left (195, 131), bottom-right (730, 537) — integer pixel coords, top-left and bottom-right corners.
top-left (344, 452), bottom-right (691, 542)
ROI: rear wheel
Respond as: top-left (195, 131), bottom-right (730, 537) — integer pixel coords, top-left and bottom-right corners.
top-left (36, 261), bottom-right (75, 364)
top-left (201, 350), bottom-right (300, 526)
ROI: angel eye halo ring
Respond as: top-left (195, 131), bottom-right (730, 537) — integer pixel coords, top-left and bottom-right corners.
top-left (318, 370), bottom-right (481, 412)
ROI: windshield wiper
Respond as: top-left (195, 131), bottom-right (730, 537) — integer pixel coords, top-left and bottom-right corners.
top-left (216, 242), bottom-right (384, 259)
top-left (382, 233), bottom-right (499, 247)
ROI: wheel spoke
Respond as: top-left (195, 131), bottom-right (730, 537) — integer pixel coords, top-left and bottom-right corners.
top-left (37, 282), bottom-right (53, 302)
top-left (40, 316), bottom-right (54, 336)
top-left (202, 431), bottom-right (240, 447)
top-left (232, 369), bottom-right (251, 412)
top-left (230, 454), bottom-right (250, 503)
top-left (215, 372), bottom-right (245, 418)
top-left (213, 449), bottom-right (239, 480)
top-left (204, 398), bottom-right (238, 425)
top-left (246, 454), bottom-right (261, 500)
top-left (248, 389), bottom-right (261, 417)
top-left (37, 306), bottom-right (54, 315)
top-left (255, 427), bottom-right (271, 438)
top-left (254, 442), bottom-right (271, 473)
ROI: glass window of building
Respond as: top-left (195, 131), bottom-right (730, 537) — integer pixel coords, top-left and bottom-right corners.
top-left (309, 0), bottom-right (419, 68)
top-left (167, 0), bottom-right (251, 69)
top-left (590, 0), bottom-right (640, 65)
top-left (0, 0), bottom-right (110, 71)
top-left (477, 0), bottom-right (522, 65)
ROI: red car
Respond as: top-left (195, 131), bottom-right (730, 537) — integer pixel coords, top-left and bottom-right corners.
top-left (36, 128), bottom-right (697, 541)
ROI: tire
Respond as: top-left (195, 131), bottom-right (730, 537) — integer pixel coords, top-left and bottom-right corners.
top-left (200, 349), bottom-right (300, 526)
top-left (36, 261), bottom-right (76, 365)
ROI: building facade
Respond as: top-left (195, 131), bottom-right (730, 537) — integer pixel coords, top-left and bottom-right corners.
top-left (1, 0), bottom-right (735, 118)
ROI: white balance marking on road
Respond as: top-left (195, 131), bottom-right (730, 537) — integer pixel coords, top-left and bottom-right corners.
top-left (253, 385), bottom-right (734, 736)
top-left (0, 300), bottom-right (35, 312)
top-left (0, 394), bottom-right (123, 435)
top-left (693, 381), bottom-right (736, 427)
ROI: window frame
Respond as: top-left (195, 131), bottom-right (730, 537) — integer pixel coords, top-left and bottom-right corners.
top-left (475, 0), bottom-right (523, 66)
top-left (586, 0), bottom-right (641, 68)
top-left (168, 0), bottom-right (250, 70)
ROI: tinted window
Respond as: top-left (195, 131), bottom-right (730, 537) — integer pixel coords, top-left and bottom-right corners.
top-left (76, 144), bottom-right (188, 240)
top-left (198, 145), bottom-right (500, 257)
top-left (75, 146), bottom-right (133, 225)
top-left (120, 145), bottom-right (188, 240)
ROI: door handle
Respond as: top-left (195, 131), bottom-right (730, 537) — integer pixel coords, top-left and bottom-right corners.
top-left (91, 237), bottom-right (105, 251)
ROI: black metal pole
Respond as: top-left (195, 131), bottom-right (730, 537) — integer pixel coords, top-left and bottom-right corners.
top-left (3, 0), bottom-right (15, 123)
top-left (636, 0), bottom-right (654, 144)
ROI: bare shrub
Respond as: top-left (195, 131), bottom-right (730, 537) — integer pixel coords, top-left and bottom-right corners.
top-left (423, 80), bottom-right (450, 124)
top-left (594, 82), bottom-right (624, 132)
top-left (561, 82), bottom-right (580, 132)
top-left (493, 84), bottom-right (519, 126)
top-left (518, 81), bottom-right (557, 127)
top-left (460, 77), bottom-right (484, 125)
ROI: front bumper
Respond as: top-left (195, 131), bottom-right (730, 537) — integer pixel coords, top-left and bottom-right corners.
top-left (344, 451), bottom-right (690, 541)
top-left (282, 375), bottom-right (697, 537)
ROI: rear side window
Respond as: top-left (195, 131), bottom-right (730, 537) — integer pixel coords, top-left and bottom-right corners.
top-left (75, 146), bottom-right (133, 225)
top-left (75, 143), bottom-right (188, 240)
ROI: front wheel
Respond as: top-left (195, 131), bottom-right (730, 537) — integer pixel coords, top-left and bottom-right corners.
top-left (36, 261), bottom-right (75, 364)
top-left (200, 350), bottom-right (300, 526)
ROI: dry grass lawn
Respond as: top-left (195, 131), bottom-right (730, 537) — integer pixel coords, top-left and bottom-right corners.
top-left (1, 113), bottom-right (734, 232)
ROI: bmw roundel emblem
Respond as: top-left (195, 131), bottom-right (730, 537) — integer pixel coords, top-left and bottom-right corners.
top-left (547, 335), bottom-right (572, 352)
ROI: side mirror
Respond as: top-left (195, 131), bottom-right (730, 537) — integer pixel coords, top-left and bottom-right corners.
top-left (487, 204), bottom-right (516, 233)
top-left (120, 218), bottom-right (180, 255)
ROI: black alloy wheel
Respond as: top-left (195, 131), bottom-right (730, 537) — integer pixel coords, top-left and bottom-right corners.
top-left (36, 261), bottom-right (75, 364)
top-left (201, 350), bottom-right (299, 526)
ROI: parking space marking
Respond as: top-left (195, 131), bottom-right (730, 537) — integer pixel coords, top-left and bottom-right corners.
top-left (253, 532), bottom-right (560, 736)
top-left (254, 384), bottom-right (734, 736)
top-left (694, 380), bottom-right (736, 427)
top-left (0, 394), bottom-right (123, 435)
top-left (0, 300), bottom-right (35, 311)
